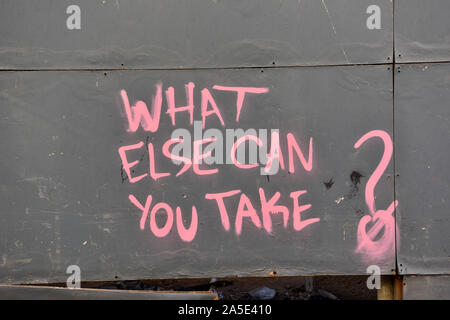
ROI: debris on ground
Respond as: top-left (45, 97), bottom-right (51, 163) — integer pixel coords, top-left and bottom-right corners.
top-left (248, 286), bottom-right (276, 300)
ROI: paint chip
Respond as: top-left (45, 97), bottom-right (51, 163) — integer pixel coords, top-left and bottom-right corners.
top-left (335, 196), bottom-right (344, 204)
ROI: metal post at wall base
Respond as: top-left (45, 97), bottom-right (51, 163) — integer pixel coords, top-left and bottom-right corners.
top-left (377, 276), bottom-right (393, 300)
top-left (377, 276), bottom-right (403, 300)
top-left (394, 276), bottom-right (404, 300)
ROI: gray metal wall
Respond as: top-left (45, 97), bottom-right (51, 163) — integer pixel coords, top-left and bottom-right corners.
top-left (403, 276), bottom-right (450, 300)
top-left (394, 1), bottom-right (450, 277)
top-left (0, 1), bottom-right (448, 285)
top-left (0, 0), bottom-right (392, 69)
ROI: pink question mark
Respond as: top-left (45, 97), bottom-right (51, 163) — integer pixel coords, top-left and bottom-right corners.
top-left (354, 130), bottom-right (398, 263)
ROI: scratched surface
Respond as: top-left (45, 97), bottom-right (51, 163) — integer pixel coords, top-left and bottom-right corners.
top-left (0, 66), bottom-right (395, 284)
top-left (395, 64), bottom-right (450, 275)
top-left (403, 276), bottom-right (450, 299)
top-left (395, 0), bottom-right (450, 63)
top-left (0, 0), bottom-right (393, 69)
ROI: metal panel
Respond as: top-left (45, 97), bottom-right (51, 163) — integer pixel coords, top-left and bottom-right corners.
top-left (395, 63), bottom-right (450, 275)
top-left (0, 65), bottom-right (394, 284)
top-left (0, 0), bottom-right (393, 69)
top-left (0, 285), bottom-right (217, 300)
top-left (403, 276), bottom-right (450, 300)
top-left (395, 0), bottom-right (450, 63)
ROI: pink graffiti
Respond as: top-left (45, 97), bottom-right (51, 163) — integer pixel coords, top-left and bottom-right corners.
top-left (120, 83), bottom-right (162, 132)
top-left (162, 138), bottom-right (192, 177)
top-left (118, 132), bottom-right (313, 181)
top-left (201, 88), bottom-right (224, 129)
top-left (290, 190), bottom-right (319, 231)
top-left (176, 206), bottom-right (198, 242)
top-left (354, 130), bottom-right (398, 263)
top-left (287, 133), bottom-right (313, 173)
top-left (235, 193), bottom-right (262, 235)
top-left (129, 194), bottom-right (198, 242)
top-left (264, 131), bottom-right (285, 174)
top-left (230, 135), bottom-right (263, 169)
top-left (150, 202), bottom-right (174, 238)
top-left (118, 142), bottom-right (148, 183)
top-left (120, 84), bottom-right (269, 132)
top-left (212, 86), bottom-right (269, 122)
top-left (165, 82), bottom-right (195, 126)
top-left (205, 188), bottom-right (319, 235)
top-left (259, 188), bottom-right (289, 233)
top-left (205, 190), bottom-right (241, 231)
top-left (148, 142), bottom-right (171, 181)
top-left (193, 137), bottom-right (219, 175)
